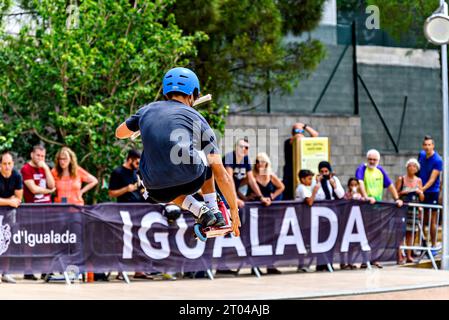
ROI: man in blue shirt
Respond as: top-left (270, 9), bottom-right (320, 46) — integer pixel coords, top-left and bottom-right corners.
top-left (115, 67), bottom-right (240, 236)
top-left (418, 135), bottom-right (443, 249)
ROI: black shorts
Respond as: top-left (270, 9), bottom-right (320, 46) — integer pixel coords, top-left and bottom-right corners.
top-left (142, 167), bottom-right (212, 203)
top-left (423, 192), bottom-right (440, 205)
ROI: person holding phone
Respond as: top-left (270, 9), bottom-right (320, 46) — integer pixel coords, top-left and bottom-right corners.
top-left (312, 161), bottom-right (345, 203)
top-left (313, 161), bottom-right (345, 272)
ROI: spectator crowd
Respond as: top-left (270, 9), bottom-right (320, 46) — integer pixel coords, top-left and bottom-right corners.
top-left (0, 121), bottom-right (444, 281)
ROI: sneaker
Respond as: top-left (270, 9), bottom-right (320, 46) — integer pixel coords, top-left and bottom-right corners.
top-left (266, 267), bottom-right (282, 275)
top-left (297, 267), bottom-right (312, 273)
top-left (183, 272), bottom-right (194, 279)
top-left (215, 269), bottom-right (238, 276)
top-left (161, 273), bottom-right (177, 281)
top-left (41, 273), bottom-right (56, 280)
top-left (193, 271), bottom-right (207, 279)
top-left (152, 273), bottom-right (177, 281)
top-left (133, 272), bottom-right (153, 280)
top-left (24, 274), bottom-right (38, 281)
top-left (197, 206), bottom-right (217, 228)
top-left (315, 265), bottom-right (329, 272)
top-left (210, 207), bottom-right (226, 227)
top-left (2, 274), bottom-right (16, 284)
top-left (40, 273), bottom-right (53, 280)
top-left (431, 249), bottom-right (440, 257)
top-left (94, 273), bottom-right (109, 281)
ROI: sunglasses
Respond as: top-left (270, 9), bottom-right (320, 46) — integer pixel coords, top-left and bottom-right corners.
top-left (292, 128), bottom-right (304, 135)
top-left (239, 145), bottom-right (249, 150)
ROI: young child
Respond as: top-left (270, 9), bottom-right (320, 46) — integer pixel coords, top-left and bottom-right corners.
top-left (115, 67), bottom-right (240, 236)
top-left (344, 177), bottom-right (364, 200)
top-left (341, 177), bottom-right (363, 270)
top-left (295, 169), bottom-right (319, 206)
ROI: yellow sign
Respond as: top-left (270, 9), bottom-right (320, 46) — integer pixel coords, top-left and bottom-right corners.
top-left (293, 137), bottom-right (330, 191)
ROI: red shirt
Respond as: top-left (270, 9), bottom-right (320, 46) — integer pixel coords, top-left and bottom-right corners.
top-left (21, 163), bottom-right (52, 203)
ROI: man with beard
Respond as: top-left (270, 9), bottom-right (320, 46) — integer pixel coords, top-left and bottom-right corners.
top-left (356, 149), bottom-right (403, 206)
top-left (355, 149), bottom-right (403, 269)
top-left (108, 149), bottom-right (153, 280)
top-left (109, 149), bottom-right (143, 203)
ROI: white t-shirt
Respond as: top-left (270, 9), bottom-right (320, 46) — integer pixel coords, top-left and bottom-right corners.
top-left (295, 184), bottom-right (312, 203)
top-left (295, 176), bottom-right (345, 202)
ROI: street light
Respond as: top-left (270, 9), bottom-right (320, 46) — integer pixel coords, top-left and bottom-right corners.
top-left (424, 0), bottom-right (449, 270)
top-left (424, 3), bottom-right (449, 45)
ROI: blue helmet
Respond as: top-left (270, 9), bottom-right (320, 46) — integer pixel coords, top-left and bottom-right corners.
top-left (162, 67), bottom-right (200, 97)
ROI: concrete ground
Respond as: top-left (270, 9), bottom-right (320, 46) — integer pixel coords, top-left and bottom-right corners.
top-left (321, 286), bottom-right (449, 300)
top-left (0, 265), bottom-right (449, 299)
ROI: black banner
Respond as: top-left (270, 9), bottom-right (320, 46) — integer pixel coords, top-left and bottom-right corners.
top-left (0, 200), bottom-right (406, 273)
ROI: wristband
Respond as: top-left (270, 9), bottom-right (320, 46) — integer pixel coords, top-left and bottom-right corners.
top-left (303, 124), bottom-right (308, 130)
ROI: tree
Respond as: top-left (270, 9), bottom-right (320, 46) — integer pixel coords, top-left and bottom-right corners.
top-left (365, 0), bottom-right (440, 48)
top-left (279, 0), bottom-right (326, 35)
top-left (338, 0), bottom-right (440, 49)
top-left (0, 0), bottom-right (204, 203)
top-left (0, 0), bottom-right (328, 203)
top-left (171, 0), bottom-right (327, 110)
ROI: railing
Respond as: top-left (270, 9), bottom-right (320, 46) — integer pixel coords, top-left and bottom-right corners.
top-left (400, 202), bottom-right (443, 270)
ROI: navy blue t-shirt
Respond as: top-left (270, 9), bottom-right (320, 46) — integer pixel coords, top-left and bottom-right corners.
top-left (0, 169), bottom-right (23, 198)
top-left (109, 166), bottom-right (144, 203)
top-left (223, 151), bottom-right (252, 188)
top-left (418, 150), bottom-right (443, 193)
top-left (125, 100), bottom-right (220, 189)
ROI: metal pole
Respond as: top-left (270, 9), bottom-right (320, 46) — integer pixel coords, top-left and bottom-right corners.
top-left (352, 20), bottom-right (360, 115)
top-left (266, 70), bottom-right (271, 113)
top-left (440, 0), bottom-right (449, 270)
top-left (357, 73), bottom-right (400, 152)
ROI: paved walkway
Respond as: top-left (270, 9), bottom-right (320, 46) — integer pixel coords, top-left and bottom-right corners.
top-left (0, 266), bottom-right (449, 299)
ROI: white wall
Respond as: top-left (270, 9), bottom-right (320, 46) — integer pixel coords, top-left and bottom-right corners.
top-left (321, 0), bottom-right (337, 26)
